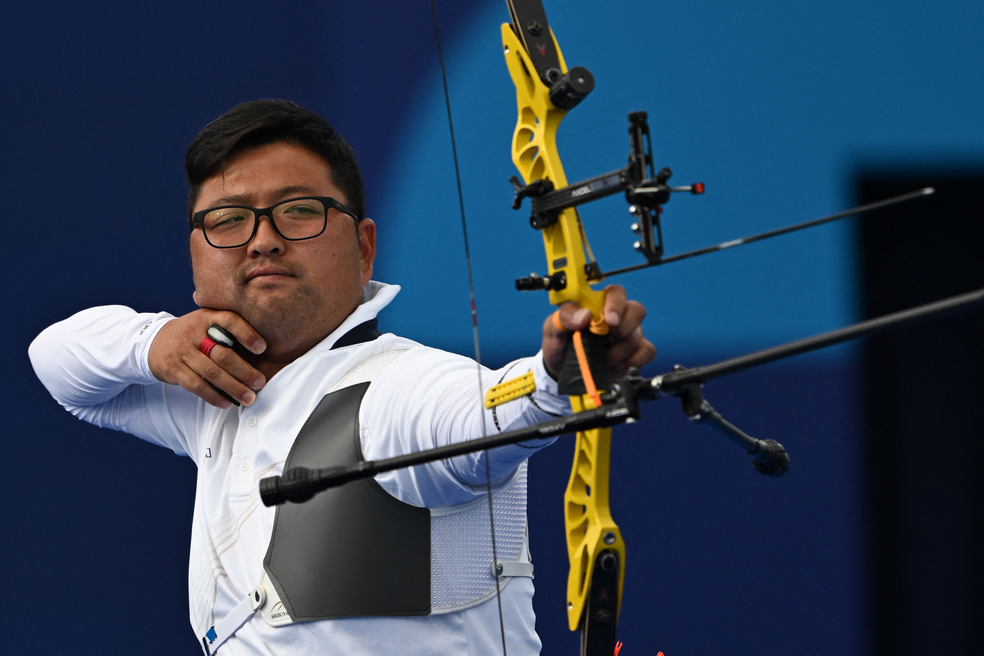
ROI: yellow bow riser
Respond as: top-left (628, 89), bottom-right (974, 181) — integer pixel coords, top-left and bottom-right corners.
top-left (501, 22), bottom-right (626, 633)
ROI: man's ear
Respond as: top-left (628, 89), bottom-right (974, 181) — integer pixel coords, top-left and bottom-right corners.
top-left (358, 219), bottom-right (377, 284)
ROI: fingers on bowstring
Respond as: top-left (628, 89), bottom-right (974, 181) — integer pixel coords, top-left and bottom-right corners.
top-left (183, 338), bottom-right (257, 408)
top-left (206, 310), bottom-right (267, 355)
top-left (198, 353), bottom-right (256, 407)
top-left (208, 344), bottom-right (266, 392)
top-left (176, 350), bottom-right (238, 409)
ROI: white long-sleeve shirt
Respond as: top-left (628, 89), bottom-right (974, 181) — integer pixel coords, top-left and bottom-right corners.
top-left (29, 281), bottom-right (568, 655)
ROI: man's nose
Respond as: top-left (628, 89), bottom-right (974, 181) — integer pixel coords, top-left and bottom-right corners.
top-left (249, 214), bottom-right (285, 255)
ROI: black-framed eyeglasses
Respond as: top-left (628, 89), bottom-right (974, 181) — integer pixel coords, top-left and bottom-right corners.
top-left (189, 196), bottom-right (361, 249)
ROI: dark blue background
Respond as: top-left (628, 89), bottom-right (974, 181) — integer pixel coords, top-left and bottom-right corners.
top-left (4, 1), bottom-right (981, 653)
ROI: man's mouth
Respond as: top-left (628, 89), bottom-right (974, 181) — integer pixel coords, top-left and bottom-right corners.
top-left (245, 266), bottom-right (295, 282)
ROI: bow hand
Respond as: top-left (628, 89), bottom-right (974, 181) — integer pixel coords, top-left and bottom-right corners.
top-left (542, 285), bottom-right (655, 383)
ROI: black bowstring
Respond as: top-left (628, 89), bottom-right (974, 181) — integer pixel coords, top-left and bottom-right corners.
top-left (428, 2), bottom-right (508, 654)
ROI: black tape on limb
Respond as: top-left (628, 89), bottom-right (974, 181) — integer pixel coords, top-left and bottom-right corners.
top-left (557, 330), bottom-right (611, 396)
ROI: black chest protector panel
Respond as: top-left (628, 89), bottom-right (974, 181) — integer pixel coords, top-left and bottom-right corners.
top-left (262, 375), bottom-right (431, 620)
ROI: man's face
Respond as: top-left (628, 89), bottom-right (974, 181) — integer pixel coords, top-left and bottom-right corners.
top-left (190, 141), bottom-right (376, 349)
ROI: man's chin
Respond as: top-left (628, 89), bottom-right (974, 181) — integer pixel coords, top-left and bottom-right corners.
top-left (238, 289), bottom-right (316, 340)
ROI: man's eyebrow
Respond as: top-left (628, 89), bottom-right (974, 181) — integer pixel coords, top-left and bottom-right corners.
top-left (211, 186), bottom-right (321, 206)
top-left (272, 185), bottom-right (320, 199)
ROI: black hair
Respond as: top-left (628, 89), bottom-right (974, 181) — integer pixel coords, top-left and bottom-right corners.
top-left (185, 99), bottom-right (365, 226)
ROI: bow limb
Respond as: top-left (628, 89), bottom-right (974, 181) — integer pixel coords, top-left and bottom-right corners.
top-left (501, 15), bottom-right (626, 648)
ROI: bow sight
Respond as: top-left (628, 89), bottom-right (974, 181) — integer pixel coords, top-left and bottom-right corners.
top-left (513, 111), bottom-right (705, 292)
top-left (510, 106), bottom-right (939, 292)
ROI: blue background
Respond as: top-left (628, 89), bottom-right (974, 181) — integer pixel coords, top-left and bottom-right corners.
top-left (3, 0), bottom-right (981, 653)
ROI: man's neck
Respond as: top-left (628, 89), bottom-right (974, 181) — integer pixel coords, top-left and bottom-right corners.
top-left (250, 329), bottom-right (328, 380)
top-left (253, 352), bottom-right (300, 381)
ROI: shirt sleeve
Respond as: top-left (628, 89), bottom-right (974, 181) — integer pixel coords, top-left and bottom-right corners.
top-left (29, 305), bottom-right (204, 460)
top-left (360, 345), bottom-right (571, 507)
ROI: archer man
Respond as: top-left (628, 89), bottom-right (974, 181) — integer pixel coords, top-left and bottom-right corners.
top-left (30, 99), bottom-right (654, 655)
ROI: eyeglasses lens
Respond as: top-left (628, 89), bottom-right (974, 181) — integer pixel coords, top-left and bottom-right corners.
top-left (203, 199), bottom-right (328, 247)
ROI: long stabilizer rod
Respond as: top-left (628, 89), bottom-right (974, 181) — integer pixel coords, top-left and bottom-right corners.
top-left (260, 283), bottom-right (984, 505)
